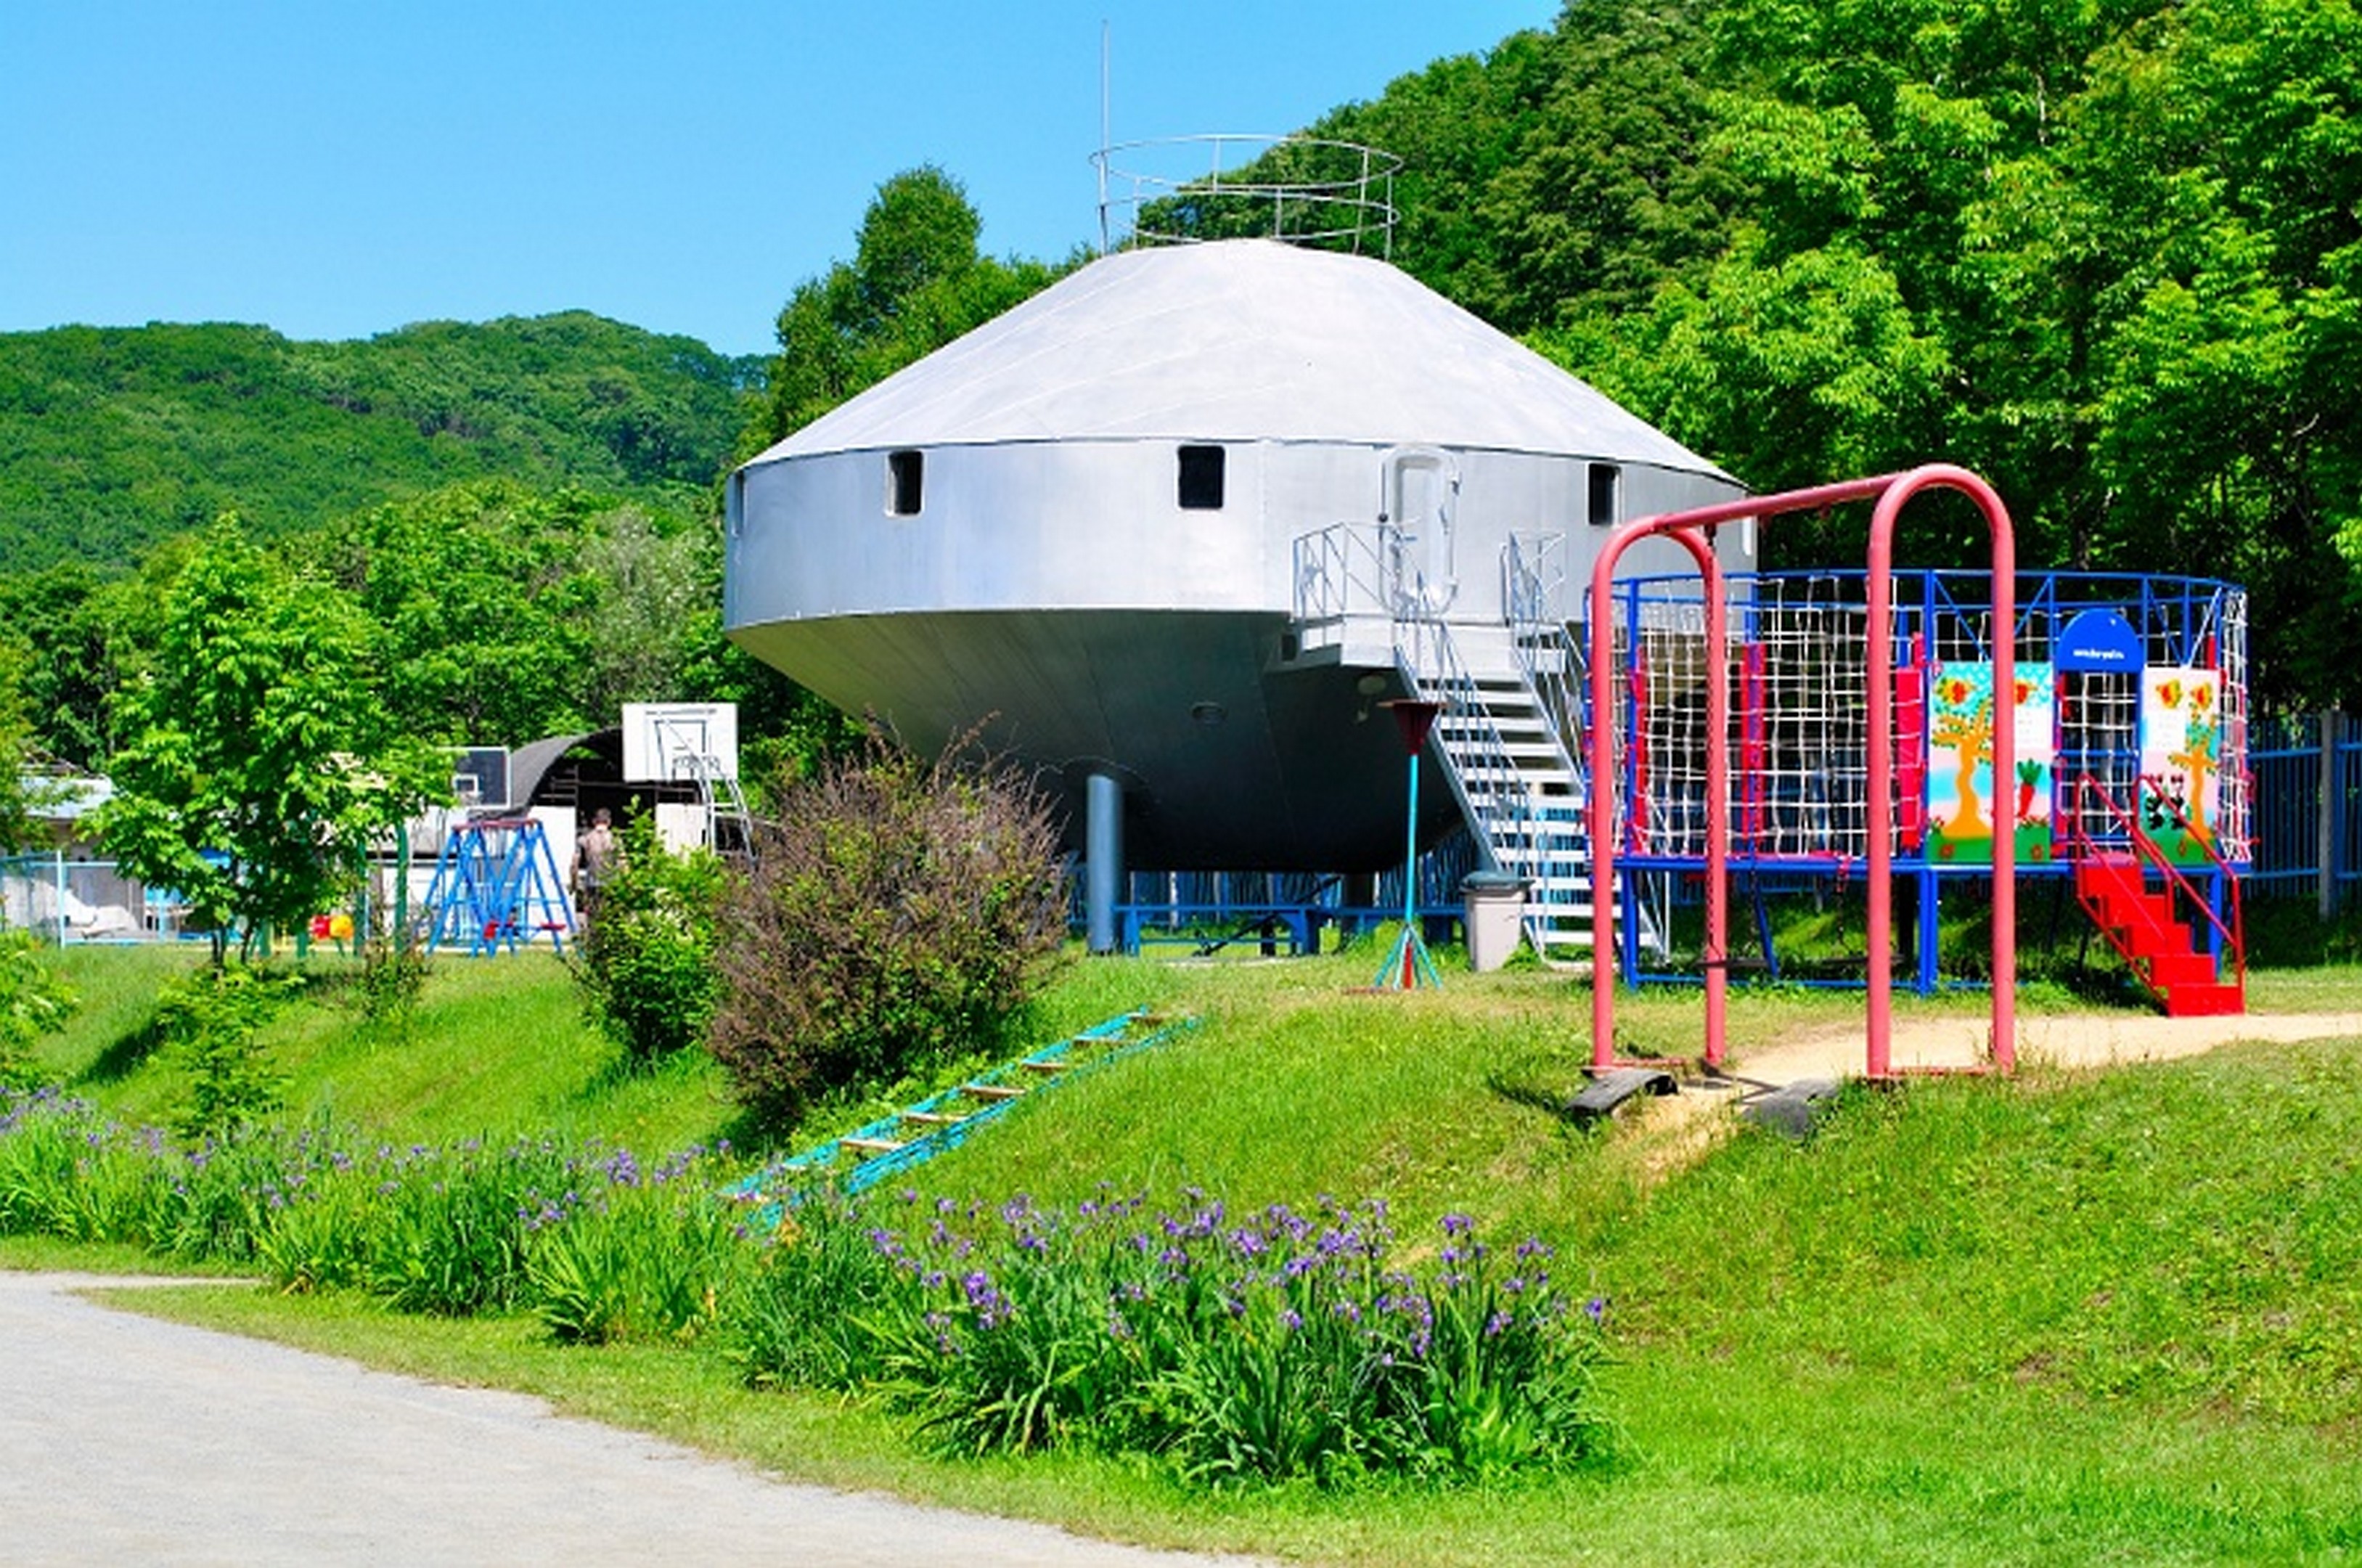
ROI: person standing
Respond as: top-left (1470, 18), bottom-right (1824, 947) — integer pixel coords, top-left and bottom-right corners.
top-left (573, 807), bottom-right (617, 926)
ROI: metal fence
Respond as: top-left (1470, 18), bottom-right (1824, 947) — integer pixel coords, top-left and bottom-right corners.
top-left (2247, 711), bottom-right (2362, 912)
top-left (17, 714), bottom-right (2361, 950)
top-left (0, 854), bottom-right (176, 944)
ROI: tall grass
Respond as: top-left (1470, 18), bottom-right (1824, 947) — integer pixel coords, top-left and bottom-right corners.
top-left (38, 948), bottom-right (738, 1152)
top-left (0, 1085), bottom-right (746, 1342)
top-left (730, 1188), bottom-right (1611, 1484)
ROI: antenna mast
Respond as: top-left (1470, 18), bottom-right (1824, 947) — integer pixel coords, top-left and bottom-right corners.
top-left (1098, 20), bottom-right (1112, 255)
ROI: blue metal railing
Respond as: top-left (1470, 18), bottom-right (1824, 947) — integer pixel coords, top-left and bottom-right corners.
top-left (2247, 713), bottom-right (2362, 907)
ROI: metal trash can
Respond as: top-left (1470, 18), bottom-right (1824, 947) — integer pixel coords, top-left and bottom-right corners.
top-left (1461, 870), bottom-right (1530, 973)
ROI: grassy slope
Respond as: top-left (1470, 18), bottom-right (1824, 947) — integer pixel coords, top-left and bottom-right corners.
top-left (38, 946), bottom-right (740, 1153)
top-left (23, 942), bottom-right (2362, 1564)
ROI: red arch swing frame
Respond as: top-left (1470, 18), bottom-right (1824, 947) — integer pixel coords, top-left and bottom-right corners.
top-left (1585, 465), bottom-right (2020, 1080)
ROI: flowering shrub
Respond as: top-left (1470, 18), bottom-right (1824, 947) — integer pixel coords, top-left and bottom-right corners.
top-left (0, 1087), bottom-right (745, 1338)
top-left (708, 732), bottom-right (1068, 1127)
top-left (727, 1188), bottom-right (1614, 1484)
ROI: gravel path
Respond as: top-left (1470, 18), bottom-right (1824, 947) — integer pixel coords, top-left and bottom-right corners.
top-left (0, 1272), bottom-right (1260, 1567)
top-left (1747, 1008), bottom-right (2362, 1082)
top-left (1622, 1008), bottom-right (2362, 1154)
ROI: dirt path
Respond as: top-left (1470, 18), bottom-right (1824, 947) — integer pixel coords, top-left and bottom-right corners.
top-left (1743, 1008), bottom-right (2362, 1083)
top-left (1619, 1008), bottom-right (2362, 1157)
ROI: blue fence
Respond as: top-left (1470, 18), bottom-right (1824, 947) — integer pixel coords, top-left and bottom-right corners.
top-left (1108, 834), bottom-right (1482, 956)
top-left (2247, 711), bottom-right (2362, 909)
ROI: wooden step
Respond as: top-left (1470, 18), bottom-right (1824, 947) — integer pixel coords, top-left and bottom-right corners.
top-left (840, 1136), bottom-right (905, 1155)
top-left (964, 1083), bottom-right (1027, 1101)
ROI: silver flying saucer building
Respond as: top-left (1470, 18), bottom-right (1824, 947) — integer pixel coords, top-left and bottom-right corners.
top-left (724, 235), bottom-right (1747, 928)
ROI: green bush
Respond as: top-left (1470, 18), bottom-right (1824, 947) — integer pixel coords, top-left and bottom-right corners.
top-left (0, 928), bottom-right (75, 1088)
top-left (153, 964), bottom-right (292, 1141)
top-left (571, 817), bottom-right (727, 1061)
top-left (708, 732), bottom-right (1067, 1127)
top-left (355, 926), bottom-right (430, 1033)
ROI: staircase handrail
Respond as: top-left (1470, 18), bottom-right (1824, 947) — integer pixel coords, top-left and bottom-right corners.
top-left (1392, 612), bottom-right (1535, 861)
top-left (1503, 532), bottom-right (1591, 801)
top-left (1292, 520), bottom-right (1395, 624)
top-left (2066, 772), bottom-right (2245, 992)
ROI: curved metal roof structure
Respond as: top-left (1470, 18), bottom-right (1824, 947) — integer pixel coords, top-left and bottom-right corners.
top-left (727, 238), bottom-right (1746, 873)
top-left (747, 240), bottom-right (1732, 475)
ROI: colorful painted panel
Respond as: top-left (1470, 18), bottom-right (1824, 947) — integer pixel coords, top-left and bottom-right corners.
top-left (2140, 668), bottom-right (2221, 866)
top-left (1926, 662), bottom-right (2055, 865)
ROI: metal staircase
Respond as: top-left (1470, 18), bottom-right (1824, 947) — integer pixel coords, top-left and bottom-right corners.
top-left (1391, 533), bottom-right (1663, 968)
top-left (1291, 520), bottom-right (1659, 971)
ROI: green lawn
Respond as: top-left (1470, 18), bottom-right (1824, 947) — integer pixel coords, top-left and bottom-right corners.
top-left (17, 937), bottom-right (2362, 1564)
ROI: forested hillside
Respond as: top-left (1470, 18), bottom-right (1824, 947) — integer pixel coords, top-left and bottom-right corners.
top-left (1283, 0), bottom-right (2359, 706)
top-left (0, 312), bottom-right (760, 574)
top-left (4, 0), bottom-right (2354, 789)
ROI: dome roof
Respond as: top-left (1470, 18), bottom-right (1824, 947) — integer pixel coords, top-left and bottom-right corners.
top-left (748, 240), bottom-right (1729, 476)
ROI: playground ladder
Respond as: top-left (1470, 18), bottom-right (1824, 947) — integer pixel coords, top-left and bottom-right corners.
top-left (727, 1008), bottom-right (1196, 1214)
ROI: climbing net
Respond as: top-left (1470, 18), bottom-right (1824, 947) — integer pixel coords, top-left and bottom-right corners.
top-left (1600, 571), bottom-right (2252, 867)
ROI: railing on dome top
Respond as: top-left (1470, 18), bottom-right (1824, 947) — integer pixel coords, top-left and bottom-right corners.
top-left (1093, 135), bottom-right (1402, 258)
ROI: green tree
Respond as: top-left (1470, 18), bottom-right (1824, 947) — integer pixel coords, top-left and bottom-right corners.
top-left (0, 636), bottom-right (52, 852)
top-left (96, 518), bottom-right (444, 964)
top-left (0, 565), bottom-right (121, 772)
top-left (0, 314), bottom-right (755, 579)
top-left (303, 480), bottom-right (607, 745)
top-left (741, 167), bottom-right (1066, 452)
top-left (580, 506), bottom-right (712, 718)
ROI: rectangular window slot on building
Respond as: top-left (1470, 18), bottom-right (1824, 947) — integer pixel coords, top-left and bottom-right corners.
top-left (1587, 462), bottom-right (1621, 528)
top-left (887, 450), bottom-right (924, 516)
top-left (1178, 445), bottom-right (1226, 510)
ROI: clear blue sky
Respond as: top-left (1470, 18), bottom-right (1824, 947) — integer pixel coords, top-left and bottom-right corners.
top-left (1, 1), bottom-right (1558, 359)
